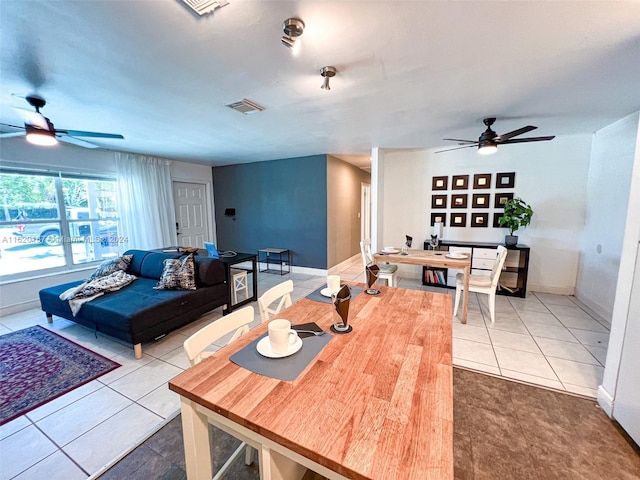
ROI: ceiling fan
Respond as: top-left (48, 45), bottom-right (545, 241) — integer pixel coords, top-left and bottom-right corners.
top-left (436, 117), bottom-right (555, 154)
top-left (0, 95), bottom-right (124, 149)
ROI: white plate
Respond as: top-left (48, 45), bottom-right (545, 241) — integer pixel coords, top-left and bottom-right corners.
top-left (382, 248), bottom-right (400, 254)
top-left (446, 253), bottom-right (467, 259)
top-left (256, 336), bottom-right (303, 358)
top-left (320, 287), bottom-right (334, 297)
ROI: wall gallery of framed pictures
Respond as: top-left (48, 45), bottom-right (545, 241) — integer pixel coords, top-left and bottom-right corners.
top-left (430, 172), bottom-right (516, 228)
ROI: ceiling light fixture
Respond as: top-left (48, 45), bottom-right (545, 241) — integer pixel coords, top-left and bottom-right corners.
top-left (281, 18), bottom-right (305, 55)
top-left (25, 125), bottom-right (58, 146)
top-left (478, 140), bottom-right (498, 155)
top-left (320, 66), bottom-right (337, 90)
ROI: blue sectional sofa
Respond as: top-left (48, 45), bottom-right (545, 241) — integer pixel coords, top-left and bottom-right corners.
top-left (39, 249), bottom-right (229, 359)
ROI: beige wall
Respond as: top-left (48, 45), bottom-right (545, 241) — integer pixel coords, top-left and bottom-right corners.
top-left (326, 156), bottom-right (370, 268)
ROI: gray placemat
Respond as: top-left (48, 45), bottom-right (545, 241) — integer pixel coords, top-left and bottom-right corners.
top-left (306, 285), bottom-right (363, 304)
top-left (230, 331), bottom-right (332, 381)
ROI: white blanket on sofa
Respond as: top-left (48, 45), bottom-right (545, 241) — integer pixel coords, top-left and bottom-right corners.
top-left (59, 270), bottom-right (137, 316)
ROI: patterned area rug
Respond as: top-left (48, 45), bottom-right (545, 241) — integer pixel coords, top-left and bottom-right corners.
top-left (0, 325), bottom-right (120, 426)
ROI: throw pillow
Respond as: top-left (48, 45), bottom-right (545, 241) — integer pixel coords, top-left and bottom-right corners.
top-left (154, 254), bottom-right (197, 290)
top-left (88, 254), bottom-right (133, 281)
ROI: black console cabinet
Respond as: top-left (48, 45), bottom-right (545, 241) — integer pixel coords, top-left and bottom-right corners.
top-left (422, 240), bottom-right (530, 298)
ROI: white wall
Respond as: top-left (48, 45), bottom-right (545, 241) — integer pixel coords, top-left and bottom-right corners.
top-left (379, 135), bottom-right (593, 293)
top-left (0, 137), bottom-right (215, 315)
top-left (597, 111), bottom-right (640, 416)
top-left (575, 113), bottom-right (639, 321)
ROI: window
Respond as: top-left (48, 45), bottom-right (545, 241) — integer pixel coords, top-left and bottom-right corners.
top-left (0, 169), bottom-right (124, 280)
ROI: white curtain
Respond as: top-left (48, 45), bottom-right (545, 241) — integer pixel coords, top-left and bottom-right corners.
top-left (116, 153), bottom-right (177, 250)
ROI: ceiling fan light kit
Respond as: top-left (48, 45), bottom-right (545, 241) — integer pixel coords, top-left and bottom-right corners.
top-left (281, 18), bottom-right (304, 55)
top-left (437, 117), bottom-right (555, 154)
top-left (25, 125), bottom-right (58, 146)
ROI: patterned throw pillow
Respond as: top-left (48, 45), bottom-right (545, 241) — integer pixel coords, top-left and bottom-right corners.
top-left (88, 255), bottom-right (133, 281)
top-left (154, 254), bottom-right (197, 290)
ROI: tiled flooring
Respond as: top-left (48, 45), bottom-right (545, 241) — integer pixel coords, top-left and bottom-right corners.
top-left (0, 257), bottom-right (611, 479)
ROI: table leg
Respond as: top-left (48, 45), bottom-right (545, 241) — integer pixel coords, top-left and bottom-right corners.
top-left (251, 256), bottom-right (258, 300)
top-left (259, 445), bottom-right (307, 480)
top-left (180, 398), bottom-right (213, 480)
top-left (462, 265), bottom-right (470, 324)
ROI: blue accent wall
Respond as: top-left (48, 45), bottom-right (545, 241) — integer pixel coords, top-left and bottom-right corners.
top-left (212, 155), bottom-right (328, 268)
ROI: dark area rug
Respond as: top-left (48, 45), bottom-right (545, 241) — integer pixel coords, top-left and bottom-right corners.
top-left (0, 325), bottom-right (120, 426)
top-left (99, 367), bottom-right (640, 480)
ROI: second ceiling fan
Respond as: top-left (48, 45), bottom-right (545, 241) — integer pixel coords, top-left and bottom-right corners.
top-left (437, 117), bottom-right (555, 154)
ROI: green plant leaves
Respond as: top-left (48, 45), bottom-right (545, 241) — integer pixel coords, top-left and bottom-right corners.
top-left (498, 197), bottom-right (533, 235)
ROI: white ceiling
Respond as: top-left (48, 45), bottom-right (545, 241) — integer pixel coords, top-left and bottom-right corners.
top-left (1, 1), bottom-right (639, 169)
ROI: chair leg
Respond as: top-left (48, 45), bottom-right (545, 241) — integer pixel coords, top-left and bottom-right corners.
top-left (489, 291), bottom-right (496, 323)
top-left (453, 286), bottom-right (461, 317)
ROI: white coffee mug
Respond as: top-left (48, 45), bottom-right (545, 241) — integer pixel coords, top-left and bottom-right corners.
top-left (327, 275), bottom-right (341, 294)
top-left (268, 319), bottom-right (299, 354)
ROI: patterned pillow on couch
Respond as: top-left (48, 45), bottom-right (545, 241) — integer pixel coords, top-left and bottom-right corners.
top-left (154, 254), bottom-right (197, 290)
top-left (88, 254), bottom-right (134, 281)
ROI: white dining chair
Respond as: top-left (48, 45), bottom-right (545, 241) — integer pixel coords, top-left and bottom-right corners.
top-left (257, 279), bottom-right (293, 323)
top-left (183, 306), bottom-right (257, 478)
top-left (360, 239), bottom-right (398, 287)
top-left (453, 246), bottom-right (508, 323)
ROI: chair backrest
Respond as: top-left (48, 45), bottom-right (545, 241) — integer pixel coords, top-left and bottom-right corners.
top-left (257, 280), bottom-right (293, 323)
top-left (360, 239), bottom-right (374, 269)
top-left (490, 246), bottom-right (509, 287)
top-left (183, 306), bottom-right (254, 366)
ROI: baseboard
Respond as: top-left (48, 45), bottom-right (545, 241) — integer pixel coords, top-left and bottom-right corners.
top-left (597, 385), bottom-right (614, 417)
top-left (573, 293), bottom-right (612, 326)
top-left (291, 265), bottom-right (327, 276)
top-left (528, 283), bottom-right (575, 296)
top-left (0, 299), bottom-right (42, 317)
top-left (328, 254), bottom-right (359, 275)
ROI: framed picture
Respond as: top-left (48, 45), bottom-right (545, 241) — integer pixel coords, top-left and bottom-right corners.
top-left (473, 173), bottom-right (492, 189)
top-left (451, 194), bottom-right (467, 209)
top-left (450, 212), bottom-right (467, 227)
top-left (471, 213), bottom-right (489, 228)
top-left (496, 172), bottom-right (515, 189)
top-left (493, 212), bottom-right (505, 228)
top-left (431, 195), bottom-right (447, 209)
top-left (494, 192), bottom-right (514, 208)
top-left (452, 175), bottom-right (469, 190)
top-left (472, 193), bottom-right (490, 208)
top-left (431, 212), bottom-right (446, 226)
top-left (432, 176), bottom-right (448, 191)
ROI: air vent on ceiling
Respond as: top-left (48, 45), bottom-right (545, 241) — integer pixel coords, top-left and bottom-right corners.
top-left (225, 99), bottom-right (265, 115)
top-left (181, 0), bottom-right (229, 16)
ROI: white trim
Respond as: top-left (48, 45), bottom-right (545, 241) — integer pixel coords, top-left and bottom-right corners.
top-left (597, 385), bottom-right (614, 417)
top-left (527, 283), bottom-right (575, 296)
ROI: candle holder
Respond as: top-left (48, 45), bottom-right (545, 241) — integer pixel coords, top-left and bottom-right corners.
top-left (330, 284), bottom-right (352, 334)
top-left (365, 264), bottom-right (380, 295)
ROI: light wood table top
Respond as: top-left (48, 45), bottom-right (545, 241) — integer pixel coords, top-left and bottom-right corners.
top-left (374, 249), bottom-right (471, 324)
top-left (169, 285), bottom-right (453, 480)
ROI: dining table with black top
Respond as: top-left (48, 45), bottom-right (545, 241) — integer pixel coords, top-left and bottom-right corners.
top-left (168, 283), bottom-right (454, 480)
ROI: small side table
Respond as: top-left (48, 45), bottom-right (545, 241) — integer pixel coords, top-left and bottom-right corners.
top-left (258, 248), bottom-right (291, 275)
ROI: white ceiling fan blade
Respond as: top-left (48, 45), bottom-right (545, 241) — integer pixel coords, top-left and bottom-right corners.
top-left (0, 131), bottom-right (26, 139)
top-left (11, 107), bottom-right (50, 130)
top-left (58, 135), bottom-right (100, 149)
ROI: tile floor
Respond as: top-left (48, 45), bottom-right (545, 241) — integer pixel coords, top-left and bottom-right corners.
top-left (0, 257), bottom-right (611, 479)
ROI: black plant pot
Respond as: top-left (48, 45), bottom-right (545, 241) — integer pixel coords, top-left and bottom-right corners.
top-left (505, 235), bottom-right (518, 246)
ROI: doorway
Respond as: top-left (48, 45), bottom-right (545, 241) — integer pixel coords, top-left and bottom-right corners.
top-left (173, 182), bottom-right (209, 248)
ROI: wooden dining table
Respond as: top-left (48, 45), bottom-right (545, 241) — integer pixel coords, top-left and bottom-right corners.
top-left (168, 285), bottom-right (453, 480)
top-left (374, 249), bottom-right (472, 324)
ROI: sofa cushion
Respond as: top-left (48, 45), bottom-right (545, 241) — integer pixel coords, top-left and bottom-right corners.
top-left (88, 254), bottom-right (133, 280)
top-left (139, 252), bottom-right (182, 279)
top-left (154, 254), bottom-right (197, 290)
top-left (123, 250), bottom-right (151, 276)
top-left (193, 256), bottom-right (225, 287)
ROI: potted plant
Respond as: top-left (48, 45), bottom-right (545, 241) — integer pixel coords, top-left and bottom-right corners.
top-left (498, 197), bottom-right (533, 246)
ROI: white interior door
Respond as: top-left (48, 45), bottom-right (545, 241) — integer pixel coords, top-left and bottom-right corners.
top-left (173, 182), bottom-right (208, 248)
